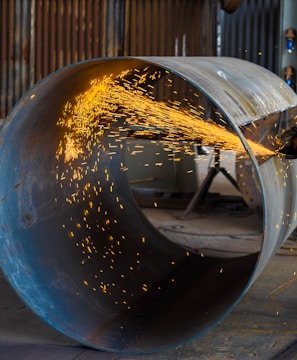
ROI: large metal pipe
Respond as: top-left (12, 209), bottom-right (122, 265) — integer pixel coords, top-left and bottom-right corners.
top-left (1, 57), bottom-right (297, 354)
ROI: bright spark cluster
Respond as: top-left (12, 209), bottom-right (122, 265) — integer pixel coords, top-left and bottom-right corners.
top-left (56, 70), bottom-right (274, 164)
top-left (54, 66), bottom-right (275, 311)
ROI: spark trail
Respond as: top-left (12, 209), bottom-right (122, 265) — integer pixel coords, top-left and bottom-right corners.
top-left (56, 72), bottom-right (275, 162)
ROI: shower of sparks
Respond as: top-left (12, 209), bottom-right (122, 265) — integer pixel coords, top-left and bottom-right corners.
top-left (54, 68), bottom-right (276, 310)
top-left (56, 72), bottom-right (274, 163)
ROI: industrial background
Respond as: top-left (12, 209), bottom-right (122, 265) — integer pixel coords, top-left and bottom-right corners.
top-left (1, 1), bottom-right (297, 359)
top-left (0, 0), bottom-right (293, 119)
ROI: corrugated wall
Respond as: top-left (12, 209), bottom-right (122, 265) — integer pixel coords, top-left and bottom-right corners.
top-left (221, 0), bottom-right (281, 74)
top-left (1, 0), bottom-right (31, 117)
top-left (0, 0), bottom-right (125, 118)
top-left (123, 0), bottom-right (217, 56)
top-left (0, 0), bottom-right (286, 118)
top-left (32, 0), bottom-right (116, 75)
top-left (0, 0), bottom-right (217, 119)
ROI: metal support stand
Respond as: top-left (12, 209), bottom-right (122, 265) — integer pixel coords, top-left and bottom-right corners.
top-left (182, 149), bottom-right (239, 218)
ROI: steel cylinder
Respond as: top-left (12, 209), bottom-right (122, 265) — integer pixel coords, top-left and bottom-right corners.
top-left (0, 57), bottom-right (297, 354)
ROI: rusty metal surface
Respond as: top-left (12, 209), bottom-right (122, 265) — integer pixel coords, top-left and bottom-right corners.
top-left (0, 0), bottom-right (218, 119)
top-left (0, 0), bottom-right (31, 118)
top-left (0, 0), bottom-right (124, 118)
top-left (123, 0), bottom-right (217, 56)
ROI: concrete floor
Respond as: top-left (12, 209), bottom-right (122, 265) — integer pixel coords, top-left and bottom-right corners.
top-left (1, 238), bottom-right (297, 360)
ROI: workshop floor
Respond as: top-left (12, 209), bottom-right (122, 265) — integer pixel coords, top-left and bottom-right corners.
top-left (0, 236), bottom-right (297, 360)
